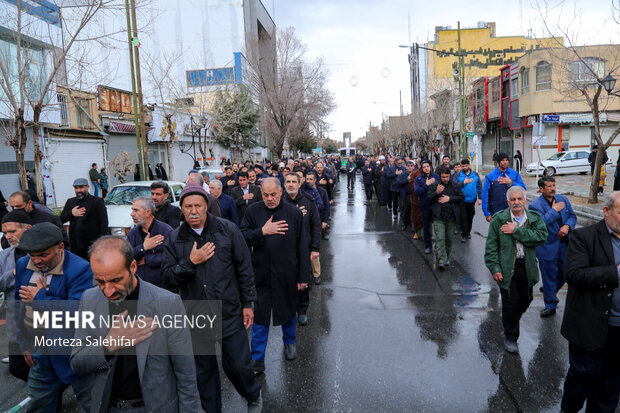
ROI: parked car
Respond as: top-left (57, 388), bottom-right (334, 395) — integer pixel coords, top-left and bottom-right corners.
top-left (525, 150), bottom-right (612, 177)
top-left (197, 167), bottom-right (223, 182)
top-left (105, 180), bottom-right (185, 236)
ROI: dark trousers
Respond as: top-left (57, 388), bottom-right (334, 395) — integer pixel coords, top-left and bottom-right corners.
top-left (9, 341), bottom-right (29, 382)
top-left (421, 208), bottom-right (433, 249)
top-left (499, 259), bottom-right (533, 342)
top-left (390, 191), bottom-right (399, 215)
top-left (561, 326), bottom-right (620, 413)
top-left (298, 285), bottom-right (309, 314)
top-left (400, 196), bottom-right (411, 227)
top-left (364, 183), bottom-right (373, 200)
top-left (460, 201), bottom-right (476, 236)
top-left (347, 173), bottom-right (355, 188)
top-left (194, 328), bottom-right (261, 413)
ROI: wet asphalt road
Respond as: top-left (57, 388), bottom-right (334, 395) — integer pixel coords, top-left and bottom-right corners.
top-left (0, 174), bottom-right (615, 412)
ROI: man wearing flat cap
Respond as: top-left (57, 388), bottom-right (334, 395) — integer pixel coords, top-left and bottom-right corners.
top-left (14, 222), bottom-right (94, 412)
top-left (60, 177), bottom-right (109, 260)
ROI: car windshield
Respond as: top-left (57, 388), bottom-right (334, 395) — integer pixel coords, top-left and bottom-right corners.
top-left (547, 152), bottom-right (566, 161)
top-left (105, 186), bottom-right (151, 205)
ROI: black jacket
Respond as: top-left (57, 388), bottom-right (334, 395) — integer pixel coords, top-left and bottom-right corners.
top-left (161, 215), bottom-right (256, 338)
top-left (361, 165), bottom-right (374, 185)
top-left (561, 220), bottom-right (619, 352)
top-left (220, 175), bottom-right (238, 195)
top-left (240, 201), bottom-right (310, 326)
top-left (231, 185), bottom-right (262, 224)
top-left (27, 205), bottom-right (70, 248)
top-left (283, 190), bottom-right (321, 253)
top-left (59, 194), bottom-right (109, 253)
top-left (154, 201), bottom-right (182, 229)
top-left (427, 180), bottom-right (464, 222)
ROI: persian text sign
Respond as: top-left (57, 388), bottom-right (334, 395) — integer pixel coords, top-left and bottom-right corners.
top-left (186, 68), bottom-right (235, 87)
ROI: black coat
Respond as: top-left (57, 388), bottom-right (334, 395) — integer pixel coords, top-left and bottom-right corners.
top-left (221, 175), bottom-right (238, 195)
top-left (59, 194), bottom-right (109, 253)
top-left (154, 201), bottom-right (182, 228)
top-left (161, 215), bottom-right (256, 338)
top-left (240, 201), bottom-right (310, 326)
top-left (361, 165), bottom-right (374, 185)
top-left (282, 190), bottom-right (321, 253)
top-left (231, 185), bottom-right (262, 224)
top-left (561, 220), bottom-right (619, 352)
top-left (26, 204), bottom-right (70, 248)
top-left (427, 180), bottom-right (464, 222)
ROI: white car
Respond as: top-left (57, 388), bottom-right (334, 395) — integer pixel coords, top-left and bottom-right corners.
top-left (105, 180), bottom-right (185, 236)
top-left (525, 150), bottom-right (612, 177)
top-left (197, 167), bottom-right (223, 183)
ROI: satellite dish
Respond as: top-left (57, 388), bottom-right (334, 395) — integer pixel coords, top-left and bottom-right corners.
top-left (44, 161), bottom-right (52, 169)
top-left (452, 68), bottom-right (459, 78)
top-left (350, 76), bottom-right (359, 87)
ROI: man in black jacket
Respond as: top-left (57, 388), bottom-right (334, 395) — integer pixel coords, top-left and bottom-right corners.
top-left (59, 178), bottom-right (109, 259)
top-left (240, 178), bottom-right (310, 370)
top-left (283, 172), bottom-right (321, 326)
top-left (9, 191), bottom-right (70, 248)
top-left (427, 166), bottom-right (464, 270)
top-left (588, 145), bottom-right (609, 176)
top-left (231, 171), bottom-right (262, 224)
top-left (151, 181), bottom-right (182, 228)
top-left (361, 159), bottom-right (374, 201)
top-left (560, 192), bottom-right (620, 413)
top-left (161, 183), bottom-right (262, 413)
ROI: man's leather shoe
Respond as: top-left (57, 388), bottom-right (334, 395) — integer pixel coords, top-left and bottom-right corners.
top-left (539, 286), bottom-right (544, 294)
top-left (252, 360), bottom-right (264, 374)
top-left (424, 248), bottom-right (432, 254)
top-left (314, 276), bottom-right (321, 285)
top-left (438, 264), bottom-right (445, 271)
top-left (284, 344), bottom-right (297, 360)
top-left (461, 236), bottom-right (467, 243)
top-left (540, 308), bottom-right (556, 317)
top-left (298, 314), bottom-right (308, 326)
top-left (247, 391), bottom-right (262, 413)
top-left (503, 337), bottom-right (519, 354)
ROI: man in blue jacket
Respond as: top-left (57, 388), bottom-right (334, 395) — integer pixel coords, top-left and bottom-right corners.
top-left (482, 152), bottom-right (526, 221)
top-left (414, 160), bottom-right (440, 254)
top-left (457, 159), bottom-right (482, 242)
top-left (304, 171), bottom-right (330, 241)
top-left (529, 176), bottom-right (577, 317)
top-left (14, 222), bottom-right (93, 412)
top-left (361, 159), bottom-right (375, 201)
top-left (395, 160), bottom-right (416, 231)
top-left (210, 180), bottom-right (239, 226)
top-left (386, 158), bottom-right (406, 218)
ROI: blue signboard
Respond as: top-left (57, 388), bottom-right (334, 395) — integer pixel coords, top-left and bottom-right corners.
top-left (542, 114), bottom-right (560, 123)
top-left (186, 67), bottom-right (235, 87)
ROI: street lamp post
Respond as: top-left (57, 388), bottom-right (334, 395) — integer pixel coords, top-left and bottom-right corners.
top-left (602, 74), bottom-right (620, 97)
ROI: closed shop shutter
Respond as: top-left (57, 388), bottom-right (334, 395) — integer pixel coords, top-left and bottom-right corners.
top-left (482, 134), bottom-right (496, 168)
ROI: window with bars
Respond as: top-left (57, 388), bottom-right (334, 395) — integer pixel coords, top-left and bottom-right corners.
top-left (536, 61), bottom-right (552, 91)
top-left (57, 94), bottom-right (69, 126)
top-left (75, 97), bottom-right (92, 129)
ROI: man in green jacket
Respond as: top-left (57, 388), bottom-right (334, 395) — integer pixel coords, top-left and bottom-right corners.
top-left (484, 185), bottom-right (548, 354)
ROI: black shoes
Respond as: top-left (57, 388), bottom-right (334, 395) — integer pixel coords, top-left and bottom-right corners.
top-left (298, 313), bottom-right (308, 326)
top-left (314, 276), bottom-right (321, 285)
top-left (438, 264), bottom-right (445, 271)
top-left (284, 344), bottom-right (297, 360)
top-left (540, 308), bottom-right (556, 318)
top-left (252, 360), bottom-right (265, 374)
top-left (424, 248), bottom-right (432, 254)
top-left (247, 391), bottom-right (262, 413)
top-left (461, 236), bottom-right (467, 243)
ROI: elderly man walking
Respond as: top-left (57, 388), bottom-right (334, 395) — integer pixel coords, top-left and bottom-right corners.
top-left (484, 186), bottom-right (547, 354)
top-left (240, 178), bottom-right (310, 371)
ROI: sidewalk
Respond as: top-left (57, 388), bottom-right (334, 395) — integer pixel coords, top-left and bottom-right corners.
top-left (478, 166), bottom-right (607, 226)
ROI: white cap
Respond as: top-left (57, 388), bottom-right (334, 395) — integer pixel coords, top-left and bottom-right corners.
top-left (279, 162), bottom-right (285, 168)
top-left (379, 155), bottom-right (386, 160)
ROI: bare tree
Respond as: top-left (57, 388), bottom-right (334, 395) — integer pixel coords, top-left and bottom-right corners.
top-left (246, 27), bottom-right (335, 159)
top-left (537, 1), bottom-right (620, 202)
top-left (0, 0), bottom-right (124, 203)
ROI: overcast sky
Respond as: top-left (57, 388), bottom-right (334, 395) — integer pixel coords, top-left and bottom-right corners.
top-left (269, 0), bottom-right (620, 144)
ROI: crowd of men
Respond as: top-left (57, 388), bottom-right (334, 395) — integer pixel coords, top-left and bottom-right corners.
top-left (0, 149), bottom-right (618, 413)
top-left (0, 155), bottom-right (342, 413)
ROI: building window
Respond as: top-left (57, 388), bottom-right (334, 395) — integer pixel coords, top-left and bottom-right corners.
top-left (492, 79), bottom-right (500, 102)
top-left (536, 61), bottom-right (551, 91)
top-left (510, 77), bottom-right (519, 97)
top-left (521, 68), bottom-right (529, 94)
top-left (75, 97), bottom-right (92, 129)
top-left (57, 94), bottom-right (69, 126)
top-left (568, 57), bottom-right (605, 88)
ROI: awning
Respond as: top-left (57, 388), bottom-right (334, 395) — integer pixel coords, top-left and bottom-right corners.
top-left (109, 121), bottom-right (154, 134)
top-left (559, 113), bottom-right (607, 124)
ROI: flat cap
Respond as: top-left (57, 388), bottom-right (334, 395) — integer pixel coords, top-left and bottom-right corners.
top-left (18, 222), bottom-right (63, 252)
top-left (73, 178), bottom-right (89, 187)
top-left (1, 210), bottom-right (32, 225)
top-left (179, 183), bottom-right (209, 206)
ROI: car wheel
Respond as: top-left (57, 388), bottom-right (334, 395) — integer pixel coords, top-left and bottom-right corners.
top-left (544, 167), bottom-right (556, 177)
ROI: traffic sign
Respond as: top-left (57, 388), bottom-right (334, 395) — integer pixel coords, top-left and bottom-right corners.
top-left (466, 132), bottom-right (476, 138)
top-left (469, 152), bottom-right (476, 160)
top-left (533, 135), bottom-right (548, 145)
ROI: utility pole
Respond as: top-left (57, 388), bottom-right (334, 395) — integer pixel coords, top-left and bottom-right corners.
top-left (458, 21), bottom-right (466, 161)
top-left (125, 0), bottom-right (148, 180)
